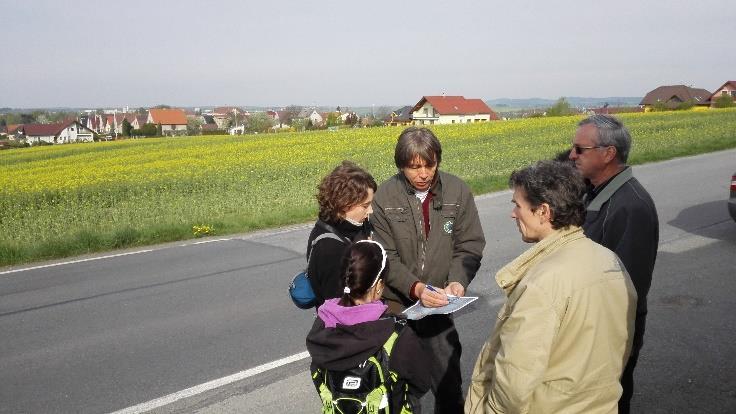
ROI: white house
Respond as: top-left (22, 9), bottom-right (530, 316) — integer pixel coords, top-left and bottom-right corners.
top-left (308, 110), bottom-right (323, 126)
top-left (410, 96), bottom-right (498, 125)
top-left (16, 121), bottom-right (95, 144)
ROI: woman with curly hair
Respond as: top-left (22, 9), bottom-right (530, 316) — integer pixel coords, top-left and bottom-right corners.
top-left (307, 160), bottom-right (377, 308)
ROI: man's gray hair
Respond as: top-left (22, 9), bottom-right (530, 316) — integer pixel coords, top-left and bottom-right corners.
top-left (578, 114), bottom-right (631, 164)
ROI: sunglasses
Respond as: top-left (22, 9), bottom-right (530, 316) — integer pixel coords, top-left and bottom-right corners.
top-left (572, 145), bottom-right (605, 155)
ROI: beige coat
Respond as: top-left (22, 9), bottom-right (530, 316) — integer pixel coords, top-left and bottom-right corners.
top-left (465, 227), bottom-right (637, 414)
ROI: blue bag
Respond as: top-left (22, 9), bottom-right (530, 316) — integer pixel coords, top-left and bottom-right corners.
top-left (289, 230), bottom-right (348, 309)
top-left (289, 271), bottom-right (316, 309)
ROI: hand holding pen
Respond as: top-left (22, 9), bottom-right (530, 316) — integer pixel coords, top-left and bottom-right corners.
top-left (419, 283), bottom-right (450, 308)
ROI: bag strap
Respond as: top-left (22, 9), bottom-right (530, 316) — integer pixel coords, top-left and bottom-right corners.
top-left (306, 232), bottom-right (345, 265)
top-left (315, 220), bottom-right (352, 244)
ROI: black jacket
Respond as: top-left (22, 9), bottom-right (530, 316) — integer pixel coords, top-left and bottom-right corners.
top-left (306, 316), bottom-right (432, 408)
top-left (583, 167), bottom-right (659, 316)
top-left (306, 219), bottom-right (370, 308)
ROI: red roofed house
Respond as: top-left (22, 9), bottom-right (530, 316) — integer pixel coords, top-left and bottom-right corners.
top-left (15, 121), bottom-right (95, 144)
top-left (147, 108), bottom-right (188, 136)
top-left (410, 96), bottom-right (499, 125)
top-left (639, 85), bottom-right (711, 111)
top-left (707, 81), bottom-right (736, 107)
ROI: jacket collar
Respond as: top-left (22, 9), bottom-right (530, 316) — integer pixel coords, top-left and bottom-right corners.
top-left (399, 170), bottom-right (444, 207)
top-left (585, 166), bottom-right (633, 212)
top-left (495, 226), bottom-right (585, 295)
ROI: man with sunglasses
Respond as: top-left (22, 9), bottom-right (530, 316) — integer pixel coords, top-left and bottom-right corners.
top-left (569, 114), bottom-right (659, 414)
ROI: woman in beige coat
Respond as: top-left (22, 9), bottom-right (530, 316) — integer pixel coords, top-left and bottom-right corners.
top-left (465, 161), bottom-right (637, 414)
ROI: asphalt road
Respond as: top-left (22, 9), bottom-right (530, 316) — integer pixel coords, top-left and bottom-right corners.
top-left (1, 149), bottom-right (734, 414)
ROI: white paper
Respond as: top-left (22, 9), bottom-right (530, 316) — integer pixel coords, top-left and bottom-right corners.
top-left (401, 295), bottom-right (478, 320)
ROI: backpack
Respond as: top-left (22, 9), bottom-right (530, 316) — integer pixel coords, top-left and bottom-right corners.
top-left (289, 221), bottom-right (350, 309)
top-left (311, 320), bottom-right (414, 414)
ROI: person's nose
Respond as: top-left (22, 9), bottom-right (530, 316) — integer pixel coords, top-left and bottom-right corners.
top-left (569, 149), bottom-right (578, 161)
top-left (367, 205), bottom-right (373, 216)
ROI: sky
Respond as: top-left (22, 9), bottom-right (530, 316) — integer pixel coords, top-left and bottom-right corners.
top-left (2, 0), bottom-right (735, 109)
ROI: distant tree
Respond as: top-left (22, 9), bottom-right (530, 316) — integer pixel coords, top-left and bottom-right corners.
top-left (135, 107), bottom-right (148, 115)
top-left (280, 105), bottom-right (302, 126)
top-left (546, 97), bottom-right (574, 117)
top-left (122, 119), bottom-right (133, 137)
top-left (153, 104), bottom-right (171, 109)
top-left (344, 113), bottom-right (359, 126)
top-left (187, 117), bottom-right (202, 135)
top-left (246, 112), bottom-right (274, 133)
top-left (713, 94), bottom-right (735, 108)
top-left (676, 99), bottom-right (695, 110)
top-left (290, 117), bottom-right (307, 132)
top-left (374, 106), bottom-right (392, 120)
top-left (326, 112), bottom-right (340, 127)
top-left (20, 113), bottom-right (36, 124)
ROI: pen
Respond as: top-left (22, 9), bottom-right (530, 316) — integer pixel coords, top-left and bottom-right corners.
top-left (425, 284), bottom-right (439, 293)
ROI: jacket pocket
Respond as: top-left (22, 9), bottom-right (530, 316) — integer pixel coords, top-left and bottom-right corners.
top-left (385, 207), bottom-right (407, 222)
top-left (441, 203), bottom-right (459, 218)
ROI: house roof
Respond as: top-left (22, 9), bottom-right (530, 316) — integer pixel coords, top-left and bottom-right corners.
top-left (412, 96), bottom-right (498, 117)
top-left (385, 106), bottom-right (414, 122)
top-left (640, 85), bottom-right (712, 105)
top-left (213, 106), bottom-right (244, 116)
top-left (5, 124), bottom-right (21, 134)
top-left (706, 80), bottom-right (736, 101)
top-left (21, 121), bottom-right (78, 136)
top-left (148, 108), bottom-right (188, 125)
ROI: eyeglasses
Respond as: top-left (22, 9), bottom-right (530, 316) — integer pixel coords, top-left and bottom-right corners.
top-left (572, 145), bottom-right (605, 155)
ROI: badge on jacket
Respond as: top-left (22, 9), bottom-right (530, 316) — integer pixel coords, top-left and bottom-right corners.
top-left (444, 220), bottom-right (454, 234)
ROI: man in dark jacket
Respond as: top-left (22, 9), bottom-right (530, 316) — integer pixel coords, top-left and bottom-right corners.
top-left (371, 127), bottom-right (486, 413)
top-left (569, 114), bottom-right (659, 414)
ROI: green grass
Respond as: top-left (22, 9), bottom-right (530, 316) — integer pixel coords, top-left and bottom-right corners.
top-left (1, 109), bottom-right (735, 266)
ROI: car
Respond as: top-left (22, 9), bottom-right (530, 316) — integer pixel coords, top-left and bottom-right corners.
top-left (729, 172), bottom-right (736, 222)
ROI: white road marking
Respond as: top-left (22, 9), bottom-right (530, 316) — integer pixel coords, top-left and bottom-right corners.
top-left (108, 351), bottom-right (311, 414)
top-left (0, 250), bottom-right (154, 276)
top-left (191, 238), bottom-right (233, 245)
top-left (658, 234), bottom-right (719, 254)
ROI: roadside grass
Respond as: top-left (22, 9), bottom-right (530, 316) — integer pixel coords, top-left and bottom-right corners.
top-left (1, 108), bottom-right (735, 266)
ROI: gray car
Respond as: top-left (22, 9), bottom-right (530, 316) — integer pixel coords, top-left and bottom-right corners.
top-left (730, 172), bottom-right (736, 222)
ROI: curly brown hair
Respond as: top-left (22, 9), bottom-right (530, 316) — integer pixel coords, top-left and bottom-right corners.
top-left (317, 161), bottom-right (377, 222)
top-left (509, 160), bottom-right (586, 229)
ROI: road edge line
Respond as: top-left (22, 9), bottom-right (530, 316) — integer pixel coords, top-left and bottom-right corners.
top-left (108, 351), bottom-right (310, 414)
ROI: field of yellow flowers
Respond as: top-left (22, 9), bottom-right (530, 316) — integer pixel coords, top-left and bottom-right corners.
top-left (1, 109), bottom-right (735, 265)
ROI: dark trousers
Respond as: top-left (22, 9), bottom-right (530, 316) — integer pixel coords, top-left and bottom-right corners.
top-left (619, 315), bottom-right (646, 414)
top-left (409, 314), bottom-right (463, 414)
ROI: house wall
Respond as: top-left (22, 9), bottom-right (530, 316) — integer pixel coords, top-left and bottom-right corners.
top-left (309, 111), bottom-right (323, 125)
top-left (56, 124), bottom-right (94, 143)
top-left (411, 103), bottom-right (437, 124)
top-left (411, 102), bottom-right (491, 125)
top-left (161, 124), bottom-right (187, 135)
top-left (24, 135), bottom-right (56, 144)
top-left (710, 85), bottom-right (736, 107)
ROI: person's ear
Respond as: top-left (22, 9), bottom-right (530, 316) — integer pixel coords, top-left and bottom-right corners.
top-left (538, 203), bottom-right (552, 223)
top-left (603, 146), bottom-right (618, 163)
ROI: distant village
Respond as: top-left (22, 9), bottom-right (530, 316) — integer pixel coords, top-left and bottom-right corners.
top-left (1, 81), bottom-right (734, 148)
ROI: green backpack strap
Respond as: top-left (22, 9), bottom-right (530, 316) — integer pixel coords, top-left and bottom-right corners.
top-left (312, 368), bottom-right (334, 414)
top-left (365, 384), bottom-right (389, 414)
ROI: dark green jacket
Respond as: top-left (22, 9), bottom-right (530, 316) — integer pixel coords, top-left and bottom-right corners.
top-left (371, 171), bottom-right (485, 312)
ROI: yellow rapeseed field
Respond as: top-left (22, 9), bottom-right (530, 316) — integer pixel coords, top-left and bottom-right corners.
top-left (1, 109), bottom-right (735, 265)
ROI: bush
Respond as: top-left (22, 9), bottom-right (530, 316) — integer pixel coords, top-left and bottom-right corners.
top-left (714, 94), bottom-right (735, 108)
